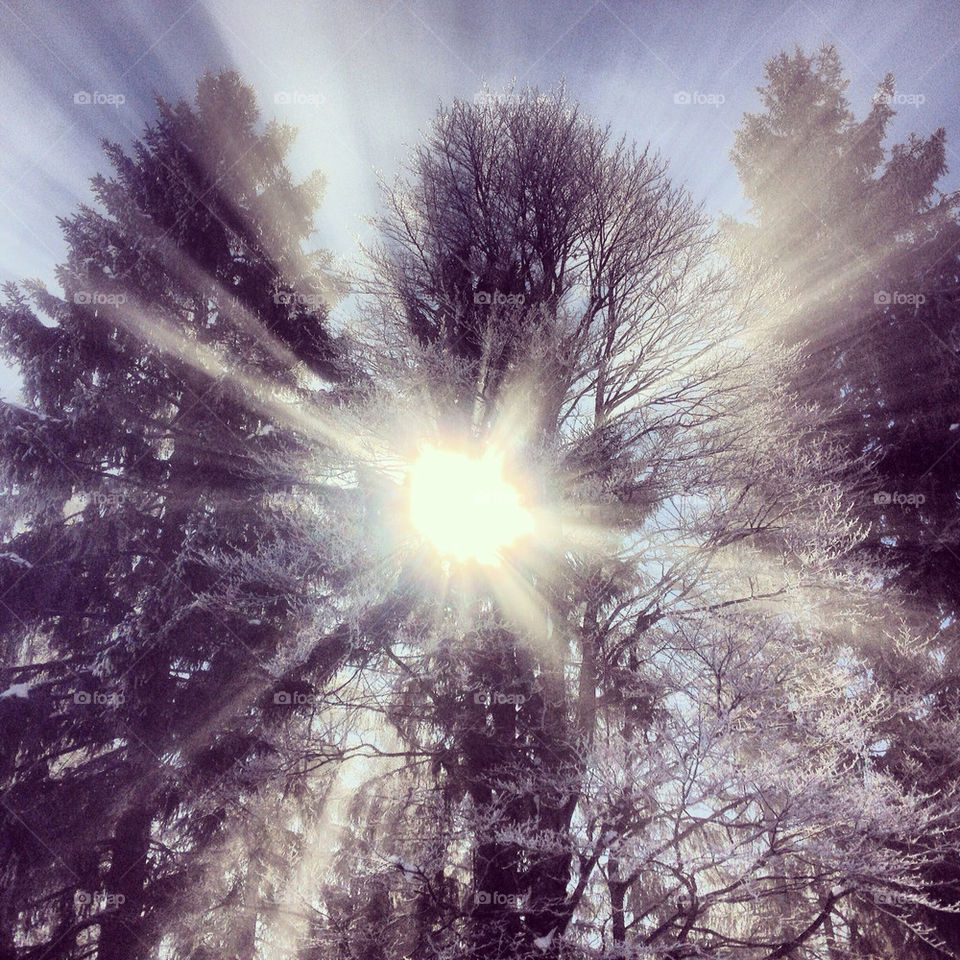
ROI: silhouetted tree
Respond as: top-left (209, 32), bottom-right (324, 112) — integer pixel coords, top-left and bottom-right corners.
top-left (298, 87), bottom-right (960, 960)
top-left (0, 70), bottom-right (362, 958)
top-left (729, 44), bottom-right (960, 957)
top-left (729, 43), bottom-right (960, 621)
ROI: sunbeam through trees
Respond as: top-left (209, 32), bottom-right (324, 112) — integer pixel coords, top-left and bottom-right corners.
top-left (1, 6), bottom-right (960, 960)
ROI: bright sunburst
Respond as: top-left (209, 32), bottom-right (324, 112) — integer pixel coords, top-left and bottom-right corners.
top-left (408, 445), bottom-right (534, 565)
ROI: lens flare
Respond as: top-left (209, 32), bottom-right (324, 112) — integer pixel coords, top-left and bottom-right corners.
top-left (408, 445), bottom-right (534, 564)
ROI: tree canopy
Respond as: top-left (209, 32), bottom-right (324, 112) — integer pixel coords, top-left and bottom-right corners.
top-left (0, 66), bottom-right (958, 960)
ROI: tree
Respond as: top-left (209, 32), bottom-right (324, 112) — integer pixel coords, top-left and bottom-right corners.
top-left (285, 88), bottom-right (960, 959)
top-left (728, 43), bottom-right (960, 620)
top-left (0, 70), bottom-right (366, 958)
top-left (728, 45), bottom-right (960, 957)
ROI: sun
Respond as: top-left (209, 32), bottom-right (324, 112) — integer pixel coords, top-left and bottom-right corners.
top-left (408, 445), bottom-right (534, 565)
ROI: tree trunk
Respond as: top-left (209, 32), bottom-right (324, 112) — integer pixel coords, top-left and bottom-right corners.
top-left (96, 803), bottom-right (153, 960)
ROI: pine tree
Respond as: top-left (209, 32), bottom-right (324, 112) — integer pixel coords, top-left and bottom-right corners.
top-left (0, 70), bottom-right (360, 958)
top-left (728, 44), bottom-right (960, 956)
top-left (728, 43), bottom-right (960, 619)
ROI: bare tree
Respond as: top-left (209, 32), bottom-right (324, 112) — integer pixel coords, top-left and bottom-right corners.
top-left (266, 88), bottom-right (960, 960)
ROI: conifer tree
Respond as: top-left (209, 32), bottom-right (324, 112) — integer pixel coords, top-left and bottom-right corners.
top-left (0, 70), bottom-right (359, 958)
top-left (728, 43), bottom-right (960, 619)
top-left (729, 45), bottom-right (960, 956)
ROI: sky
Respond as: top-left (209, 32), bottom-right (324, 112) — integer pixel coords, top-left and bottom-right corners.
top-left (1, 0), bottom-right (959, 398)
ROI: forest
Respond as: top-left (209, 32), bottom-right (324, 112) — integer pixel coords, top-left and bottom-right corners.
top-left (1, 39), bottom-right (960, 960)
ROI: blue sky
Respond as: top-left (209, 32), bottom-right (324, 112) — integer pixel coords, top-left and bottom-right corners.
top-left (2, 0), bottom-right (958, 397)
